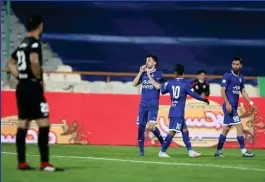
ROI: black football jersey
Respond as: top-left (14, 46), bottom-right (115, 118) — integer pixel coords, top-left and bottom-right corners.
top-left (11, 36), bottom-right (43, 82)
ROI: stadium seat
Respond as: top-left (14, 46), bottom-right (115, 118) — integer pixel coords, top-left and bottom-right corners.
top-left (74, 81), bottom-right (90, 93)
top-left (65, 74), bottom-right (82, 82)
top-left (245, 84), bottom-right (258, 97)
top-left (57, 65), bottom-right (73, 72)
top-left (43, 73), bottom-right (49, 81)
top-left (209, 83), bottom-right (221, 96)
top-left (52, 81), bottom-right (73, 92)
top-left (49, 73), bottom-right (66, 82)
top-left (44, 80), bottom-right (54, 91)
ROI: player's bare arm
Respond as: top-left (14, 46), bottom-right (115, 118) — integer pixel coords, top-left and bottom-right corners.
top-left (241, 88), bottom-right (257, 111)
top-left (30, 52), bottom-right (41, 80)
top-left (7, 57), bottom-right (19, 79)
top-left (221, 86), bottom-right (232, 112)
top-left (146, 68), bottom-right (161, 90)
top-left (132, 65), bottom-right (146, 87)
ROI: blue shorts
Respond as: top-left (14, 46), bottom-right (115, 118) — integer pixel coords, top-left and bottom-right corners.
top-left (169, 117), bottom-right (187, 132)
top-left (137, 107), bottom-right (158, 125)
top-left (222, 106), bottom-right (241, 126)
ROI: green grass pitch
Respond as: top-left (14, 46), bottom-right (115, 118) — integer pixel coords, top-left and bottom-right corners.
top-left (2, 144), bottom-right (265, 182)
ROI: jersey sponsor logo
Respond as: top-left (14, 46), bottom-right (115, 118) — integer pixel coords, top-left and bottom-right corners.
top-left (142, 79), bottom-right (154, 89)
top-left (19, 43), bottom-right (27, 48)
top-left (232, 85), bottom-right (241, 95)
top-left (31, 42), bottom-right (39, 48)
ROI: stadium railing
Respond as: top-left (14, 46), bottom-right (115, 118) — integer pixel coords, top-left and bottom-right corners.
top-left (1, 69), bottom-right (257, 82)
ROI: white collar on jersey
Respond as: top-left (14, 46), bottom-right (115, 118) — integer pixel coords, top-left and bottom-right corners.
top-left (231, 70), bottom-right (240, 77)
top-left (176, 78), bottom-right (183, 80)
top-left (150, 69), bottom-right (156, 73)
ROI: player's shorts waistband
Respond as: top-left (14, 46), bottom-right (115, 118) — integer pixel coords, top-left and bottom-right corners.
top-left (139, 105), bottom-right (158, 109)
top-left (169, 117), bottom-right (184, 119)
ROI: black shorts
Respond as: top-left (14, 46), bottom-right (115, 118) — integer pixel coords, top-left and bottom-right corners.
top-left (16, 81), bottom-right (49, 120)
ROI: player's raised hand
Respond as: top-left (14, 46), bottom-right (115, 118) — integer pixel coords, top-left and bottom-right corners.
top-left (146, 68), bottom-right (151, 75)
top-left (139, 65), bottom-right (147, 73)
top-left (226, 103), bottom-right (232, 113)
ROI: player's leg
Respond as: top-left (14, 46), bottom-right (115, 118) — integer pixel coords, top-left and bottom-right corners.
top-left (137, 107), bottom-right (148, 156)
top-left (181, 122), bottom-right (201, 158)
top-left (233, 109), bottom-right (255, 157)
top-left (146, 108), bottom-right (164, 145)
top-left (15, 84), bottom-right (35, 170)
top-left (32, 86), bottom-right (64, 171)
top-left (215, 126), bottom-right (230, 157)
top-left (159, 118), bottom-right (179, 157)
top-left (215, 106), bottom-right (232, 157)
top-left (16, 119), bottom-right (34, 170)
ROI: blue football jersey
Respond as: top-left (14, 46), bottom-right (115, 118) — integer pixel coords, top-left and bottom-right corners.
top-left (161, 78), bottom-right (205, 118)
top-left (139, 69), bottom-right (164, 107)
top-left (221, 71), bottom-right (245, 107)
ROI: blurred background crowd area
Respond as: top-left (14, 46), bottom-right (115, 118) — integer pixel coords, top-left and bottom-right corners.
top-left (1, 1), bottom-right (265, 97)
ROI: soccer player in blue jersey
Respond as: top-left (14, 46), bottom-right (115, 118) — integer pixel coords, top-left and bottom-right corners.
top-left (132, 55), bottom-right (165, 156)
top-left (215, 57), bottom-right (256, 158)
top-left (158, 64), bottom-right (209, 158)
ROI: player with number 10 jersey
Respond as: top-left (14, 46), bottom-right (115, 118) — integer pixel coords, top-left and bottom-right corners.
top-left (158, 64), bottom-right (209, 158)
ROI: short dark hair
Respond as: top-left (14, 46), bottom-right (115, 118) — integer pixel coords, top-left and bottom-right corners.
top-left (232, 57), bottom-right (242, 64)
top-left (197, 69), bottom-right (207, 75)
top-left (147, 55), bottom-right (159, 66)
top-left (26, 14), bottom-right (43, 32)
top-left (175, 64), bottom-right (184, 75)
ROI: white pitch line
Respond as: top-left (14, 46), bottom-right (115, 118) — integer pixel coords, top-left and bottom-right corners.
top-left (2, 151), bottom-right (265, 172)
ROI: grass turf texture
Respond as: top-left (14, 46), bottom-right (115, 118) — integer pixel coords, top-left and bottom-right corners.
top-left (2, 144), bottom-right (265, 182)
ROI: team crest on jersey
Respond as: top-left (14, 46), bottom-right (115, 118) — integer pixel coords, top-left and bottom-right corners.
top-left (195, 85), bottom-right (199, 90)
top-left (239, 78), bottom-right (242, 82)
top-left (222, 79), bottom-right (226, 83)
top-left (203, 85), bottom-right (206, 89)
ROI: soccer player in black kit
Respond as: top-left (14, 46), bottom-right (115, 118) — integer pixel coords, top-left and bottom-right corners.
top-left (7, 15), bottom-right (63, 172)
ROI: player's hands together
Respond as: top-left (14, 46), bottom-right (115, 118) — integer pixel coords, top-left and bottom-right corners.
top-left (226, 103), bottom-right (232, 113)
top-left (139, 65), bottom-right (147, 73)
top-left (146, 68), bottom-right (151, 75)
top-left (203, 98), bottom-right (209, 105)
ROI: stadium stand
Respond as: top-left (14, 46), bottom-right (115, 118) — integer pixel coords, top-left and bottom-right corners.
top-left (1, 2), bottom-right (261, 97)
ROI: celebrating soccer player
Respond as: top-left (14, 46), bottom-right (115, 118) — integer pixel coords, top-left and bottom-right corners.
top-left (7, 15), bottom-right (63, 171)
top-left (132, 55), bottom-right (165, 156)
top-left (158, 64), bottom-right (209, 158)
top-left (214, 57), bottom-right (256, 158)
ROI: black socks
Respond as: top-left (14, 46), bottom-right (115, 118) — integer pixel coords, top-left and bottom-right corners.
top-left (38, 127), bottom-right (50, 162)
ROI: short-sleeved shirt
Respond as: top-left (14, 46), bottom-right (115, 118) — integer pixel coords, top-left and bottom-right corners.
top-left (11, 36), bottom-right (43, 82)
top-left (139, 69), bottom-right (164, 108)
top-left (221, 71), bottom-right (245, 107)
top-left (161, 78), bottom-right (204, 118)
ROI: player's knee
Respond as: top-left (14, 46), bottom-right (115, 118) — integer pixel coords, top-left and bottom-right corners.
top-left (222, 126), bottom-right (230, 135)
top-left (235, 124), bottom-right (243, 135)
top-left (35, 118), bottom-right (50, 128)
top-left (169, 130), bottom-right (176, 136)
top-left (146, 122), bottom-right (156, 131)
top-left (18, 120), bottom-right (30, 129)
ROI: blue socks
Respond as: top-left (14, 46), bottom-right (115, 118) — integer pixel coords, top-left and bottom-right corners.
top-left (237, 136), bottom-right (245, 149)
top-left (161, 134), bottom-right (174, 152)
top-left (217, 134), bottom-right (227, 150)
top-left (182, 130), bottom-right (192, 151)
top-left (152, 127), bottom-right (164, 145)
top-left (138, 124), bottom-right (146, 152)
